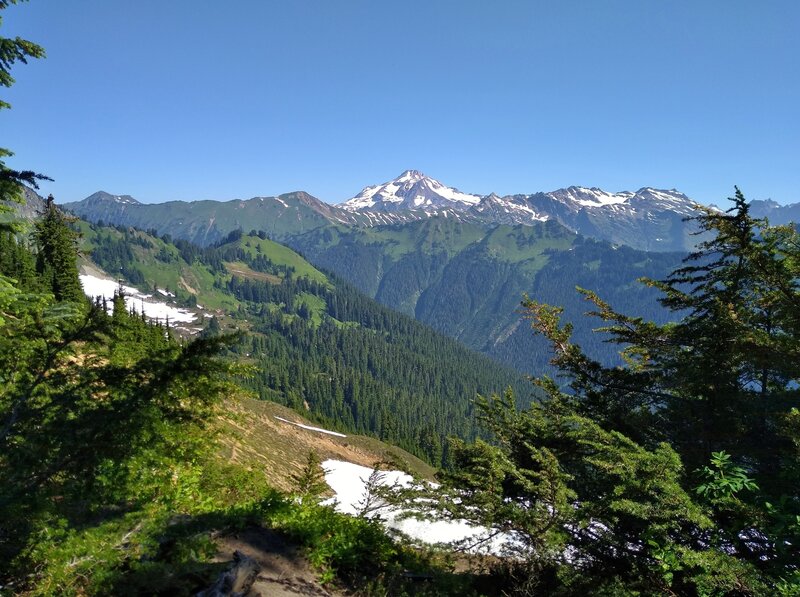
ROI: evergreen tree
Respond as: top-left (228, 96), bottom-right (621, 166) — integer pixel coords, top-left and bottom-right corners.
top-left (0, 229), bottom-right (37, 289)
top-left (291, 451), bottom-right (329, 504)
top-left (32, 195), bottom-right (84, 303)
top-left (434, 192), bottom-right (799, 594)
top-left (1, 226), bottom-right (242, 579)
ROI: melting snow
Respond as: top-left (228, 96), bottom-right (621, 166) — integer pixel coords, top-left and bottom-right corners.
top-left (273, 416), bottom-right (347, 438)
top-left (80, 274), bottom-right (197, 323)
top-left (321, 459), bottom-right (518, 554)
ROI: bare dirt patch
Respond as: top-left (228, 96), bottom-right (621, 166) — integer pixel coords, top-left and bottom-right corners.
top-left (214, 527), bottom-right (343, 597)
top-left (225, 262), bottom-right (282, 284)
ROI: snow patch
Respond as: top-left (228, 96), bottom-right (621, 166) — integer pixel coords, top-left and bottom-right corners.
top-left (321, 459), bottom-right (518, 555)
top-left (80, 274), bottom-right (196, 323)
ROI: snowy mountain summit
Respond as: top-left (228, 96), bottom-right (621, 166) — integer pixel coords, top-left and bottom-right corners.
top-left (338, 171), bottom-right (702, 251)
top-left (341, 170), bottom-right (482, 212)
top-left (341, 171), bottom-right (696, 219)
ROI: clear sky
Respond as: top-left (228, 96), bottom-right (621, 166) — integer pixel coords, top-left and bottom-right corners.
top-left (3, 1), bottom-right (798, 205)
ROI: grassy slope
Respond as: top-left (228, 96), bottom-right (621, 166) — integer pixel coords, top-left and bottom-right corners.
top-left (479, 221), bottom-right (575, 271)
top-left (220, 397), bottom-right (436, 493)
top-left (76, 222), bottom-right (330, 311)
top-left (236, 235), bottom-right (329, 285)
top-left (75, 220), bottom-right (238, 311)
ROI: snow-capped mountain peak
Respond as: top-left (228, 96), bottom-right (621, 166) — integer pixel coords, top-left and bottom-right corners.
top-left (395, 169), bottom-right (425, 183)
top-left (341, 170), bottom-right (482, 211)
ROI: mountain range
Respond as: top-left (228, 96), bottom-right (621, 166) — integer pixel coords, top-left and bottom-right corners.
top-left (54, 173), bottom-right (695, 373)
top-left (50, 171), bottom-right (798, 375)
top-left (63, 170), bottom-right (715, 251)
top-left (64, 171), bottom-right (798, 252)
top-left (340, 170), bottom-right (707, 251)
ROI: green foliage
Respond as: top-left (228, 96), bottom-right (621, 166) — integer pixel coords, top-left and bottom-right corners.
top-left (275, 501), bottom-right (477, 595)
top-left (695, 450), bottom-right (758, 502)
top-left (0, 227), bottom-right (246, 591)
top-left (33, 197), bottom-right (84, 303)
top-left (291, 451), bottom-right (329, 504)
top-left (19, 460), bottom-right (280, 597)
top-left (278, 502), bottom-right (395, 585)
top-left (435, 191), bottom-right (799, 594)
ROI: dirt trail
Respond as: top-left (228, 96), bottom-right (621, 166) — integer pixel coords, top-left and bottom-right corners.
top-left (214, 526), bottom-right (345, 597)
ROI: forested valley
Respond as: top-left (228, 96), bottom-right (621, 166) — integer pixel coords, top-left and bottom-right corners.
top-left (287, 218), bottom-right (685, 374)
top-left (83, 223), bottom-right (531, 466)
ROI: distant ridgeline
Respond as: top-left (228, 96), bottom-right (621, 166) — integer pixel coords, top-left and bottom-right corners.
top-left (64, 185), bottom-right (689, 375)
top-left (79, 222), bottom-right (530, 466)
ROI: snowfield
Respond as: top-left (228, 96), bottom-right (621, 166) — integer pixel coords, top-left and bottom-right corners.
top-left (79, 274), bottom-right (197, 323)
top-left (321, 459), bottom-right (519, 555)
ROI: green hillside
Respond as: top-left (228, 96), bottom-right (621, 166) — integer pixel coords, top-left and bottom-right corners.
top-left (289, 217), bottom-right (683, 374)
top-left (78, 223), bottom-right (529, 466)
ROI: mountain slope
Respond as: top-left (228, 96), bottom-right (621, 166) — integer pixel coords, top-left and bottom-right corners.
top-left (749, 198), bottom-right (800, 225)
top-left (76, 221), bottom-right (529, 465)
top-left (288, 217), bottom-right (682, 374)
top-left (220, 397), bottom-right (436, 492)
top-left (66, 191), bottom-right (354, 246)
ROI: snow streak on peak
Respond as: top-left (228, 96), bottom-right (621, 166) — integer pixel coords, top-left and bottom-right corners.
top-left (544, 186), bottom-right (697, 214)
top-left (341, 170), bottom-right (482, 211)
top-left (550, 186), bottom-right (635, 207)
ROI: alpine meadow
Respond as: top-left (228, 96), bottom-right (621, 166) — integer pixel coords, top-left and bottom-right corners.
top-left (2, 2), bottom-right (799, 596)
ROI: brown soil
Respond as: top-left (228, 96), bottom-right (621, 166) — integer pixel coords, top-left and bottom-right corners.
top-left (214, 526), bottom-right (345, 597)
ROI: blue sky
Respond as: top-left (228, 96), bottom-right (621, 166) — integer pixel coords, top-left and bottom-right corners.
top-left (3, 1), bottom-right (798, 205)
